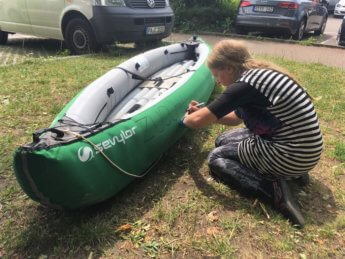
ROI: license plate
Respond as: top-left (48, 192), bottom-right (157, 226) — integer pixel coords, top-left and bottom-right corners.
top-left (254, 6), bottom-right (274, 12)
top-left (146, 26), bottom-right (165, 35)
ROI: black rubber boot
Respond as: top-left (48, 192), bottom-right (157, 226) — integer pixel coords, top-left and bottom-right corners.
top-left (272, 179), bottom-right (305, 228)
top-left (209, 168), bottom-right (273, 201)
top-left (294, 173), bottom-right (310, 187)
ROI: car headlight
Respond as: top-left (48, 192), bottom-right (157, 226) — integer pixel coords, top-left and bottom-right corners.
top-left (165, 0), bottom-right (170, 6)
top-left (93, 0), bottom-right (126, 7)
top-left (336, 3), bottom-right (341, 7)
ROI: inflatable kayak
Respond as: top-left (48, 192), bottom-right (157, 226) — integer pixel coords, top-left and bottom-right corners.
top-left (13, 38), bottom-right (215, 209)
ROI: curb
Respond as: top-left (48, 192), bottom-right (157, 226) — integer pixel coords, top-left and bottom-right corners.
top-left (173, 30), bottom-right (345, 50)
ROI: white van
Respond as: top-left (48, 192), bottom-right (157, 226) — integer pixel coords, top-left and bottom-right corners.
top-left (0, 0), bottom-right (174, 54)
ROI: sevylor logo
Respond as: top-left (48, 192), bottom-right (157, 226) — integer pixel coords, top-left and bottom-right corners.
top-left (77, 127), bottom-right (137, 162)
top-left (78, 146), bottom-right (94, 162)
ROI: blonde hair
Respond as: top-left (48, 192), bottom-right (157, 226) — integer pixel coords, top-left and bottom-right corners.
top-left (207, 39), bottom-right (292, 79)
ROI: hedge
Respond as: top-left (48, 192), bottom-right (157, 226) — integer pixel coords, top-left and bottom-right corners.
top-left (170, 0), bottom-right (240, 33)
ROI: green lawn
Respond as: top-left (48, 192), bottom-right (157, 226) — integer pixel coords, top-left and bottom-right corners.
top-left (0, 46), bottom-right (344, 258)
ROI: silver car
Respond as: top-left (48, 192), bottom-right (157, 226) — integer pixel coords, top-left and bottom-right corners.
top-left (334, 0), bottom-right (345, 17)
top-left (235, 0), bottom-right (328, 40)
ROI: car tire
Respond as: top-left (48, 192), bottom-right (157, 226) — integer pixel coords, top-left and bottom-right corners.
top-left (292, 19), bottom-right (306, 41)
top-left (65, 18), bottom-right (100, 55)
top-left (314, 16), bottom-right (327, 35)
top-left (0, 30), bottom-right (8, 45)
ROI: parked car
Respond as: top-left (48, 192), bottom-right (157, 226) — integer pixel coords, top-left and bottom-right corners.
top-left (334, 0), bottom-right (345, 16)
top-left (325, 0), bottom-right (340, 13)
top-left (0, 0), bottom-right (174, 54)
top-left (337, 16), bottom-right (345, 45)
top-left (235, 0), bottom-right (329, 40)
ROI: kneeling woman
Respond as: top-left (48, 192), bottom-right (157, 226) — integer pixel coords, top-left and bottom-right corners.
top-left (182, 40), bottom-right (323, 227)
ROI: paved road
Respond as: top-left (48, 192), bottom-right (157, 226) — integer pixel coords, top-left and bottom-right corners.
top-left (0, 34), bottom-right (64, 66)
top-left (167, 32), bottom-right (345, 70)
top-left (1, 30), bottom-right (345, 69)
top-left (321, 16), bottom-right (343, 45)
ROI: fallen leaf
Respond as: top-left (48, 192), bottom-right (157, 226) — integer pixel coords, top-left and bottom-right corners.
top-left (120, 240), bottom-right (135, 250)
top-left (207, 211), bottom-right (219, 222)
top-left (316, 239), bottom-right (324, 245)
top-left (87, 252), bottom-right (93, 259)
top-left (207, 227), bottom-right (220, 235)
top-left (322, 194), bottom-right (330, 201)
top-left (259, 202), bottom-right (270, 219)
top-left (116, 223), bottom-right (132, 233)
top-left (299, 190), bottom-right (307, 197)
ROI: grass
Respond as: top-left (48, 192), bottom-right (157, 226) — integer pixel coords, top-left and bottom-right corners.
top-left (0, 44), bottom-right (345, 258)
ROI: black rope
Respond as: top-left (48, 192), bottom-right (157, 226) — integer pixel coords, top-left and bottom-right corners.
top-left (115, 66), bottom-right (195, 85)
top-left (115, 67), bottom-right (163, 83)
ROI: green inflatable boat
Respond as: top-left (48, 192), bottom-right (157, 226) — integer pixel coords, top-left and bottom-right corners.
top-left (13, 38), bottom-right (215, 209)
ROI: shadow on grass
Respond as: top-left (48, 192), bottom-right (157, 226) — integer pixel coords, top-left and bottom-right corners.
top-left (6, 36), bottom-right (169, 58)
top-left (8, 127), bottom-right (337, 257)
top-left (7, 37), bottom-right (66, 56)
top-left (4, 38), bottom-right (201, 258)
top-left (301, 179), bottom-right (338, 226)
top-left (8, 130), bottom-right (210, 258)
top-left (185, 129), bottom-right (337, 227)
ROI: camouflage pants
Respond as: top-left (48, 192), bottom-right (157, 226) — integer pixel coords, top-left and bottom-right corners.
top-left (207, 128), bottom-right (273, 199)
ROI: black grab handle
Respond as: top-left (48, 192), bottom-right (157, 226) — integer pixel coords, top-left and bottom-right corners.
top-left (33, 128), bottom-right (65, 143)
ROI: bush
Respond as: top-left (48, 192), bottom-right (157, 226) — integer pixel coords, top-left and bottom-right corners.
top-left (170, 0), bottom-right (240, 33)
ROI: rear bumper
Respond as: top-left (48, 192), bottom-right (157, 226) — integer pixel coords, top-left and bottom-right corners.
top-left (236, 15), bottom-right (299, 34)
top-left (90, 6), bottom-right (174, 44)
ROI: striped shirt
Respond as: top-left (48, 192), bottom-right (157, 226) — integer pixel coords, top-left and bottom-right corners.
top-left (209, 68), bottom-right (323, 178)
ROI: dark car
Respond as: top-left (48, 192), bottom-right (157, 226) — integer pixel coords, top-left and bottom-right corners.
top-left (326, 0), bottom-right (340, 13)
top-left (235, 0), bottom-right (328, 40)
top-left (337, 17), bottom-right (345, 46)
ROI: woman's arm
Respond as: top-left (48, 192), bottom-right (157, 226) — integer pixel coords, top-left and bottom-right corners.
top-left (182, 101), bottom-right (243, 129)
top-left (217, 111), bottom-right (242, 126)
top-left (183, 107), bottom-right (218, 129)
top-left (183, 109), bottom-right (242, 129)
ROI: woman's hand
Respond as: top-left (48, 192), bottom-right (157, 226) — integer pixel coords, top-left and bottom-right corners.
top-left (187, 100), bottom-right (204, 114)
top-left (182, 101), bottom-right (218, 129)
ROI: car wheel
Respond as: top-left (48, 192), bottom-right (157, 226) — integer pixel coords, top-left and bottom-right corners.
top-left (314, 16), bottom-right (327, 35)
top-left (65, 18), bottom-right (100, 55)
top-left (0, 30), bottom-right (8, 45)
top-left (293, 19), bottom-right (306, 40)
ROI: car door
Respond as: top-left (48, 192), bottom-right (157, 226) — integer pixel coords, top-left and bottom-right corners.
top-left (0, 0), bottom-right (32, 34)
top-left (302, 0), bottom-right (317, 30)
top-left (314, 0), bottom-right (326, 26)
top-left (26, 0), bottom-right (65, 39)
